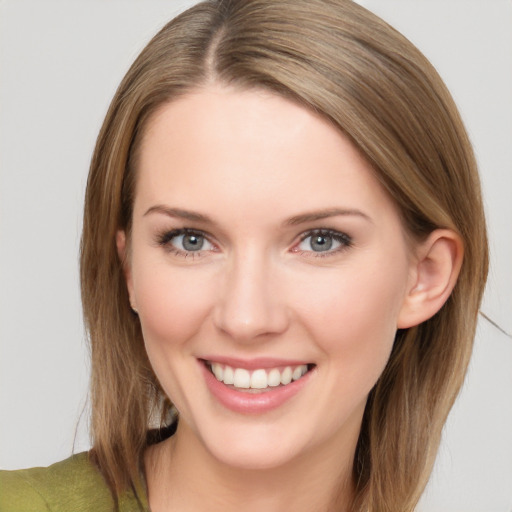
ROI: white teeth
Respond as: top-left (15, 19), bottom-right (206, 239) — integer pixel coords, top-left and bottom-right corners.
top-left (281, 366), bottom-right (292, 385)
top-left (212, 362), bottom-right (223, 381)
top-left (223, 365), bottom-right (234, 385)
top-left (209, 362), bottom-right (309, 389)
top-left (267, 368), bottom-right (281, 387)
top-left (250, 369), bottom-right (267, 389)
top-left (233, 368), bottom-right (251, 388)
top-left (292, 365), bottom-right (306, 381)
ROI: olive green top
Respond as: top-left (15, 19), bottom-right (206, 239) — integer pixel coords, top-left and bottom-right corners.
top-left (0, 452), bottom-right (149, 512)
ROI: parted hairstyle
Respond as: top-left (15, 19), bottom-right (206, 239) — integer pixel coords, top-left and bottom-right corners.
top-left (80, 1), bottom-right (489, 510)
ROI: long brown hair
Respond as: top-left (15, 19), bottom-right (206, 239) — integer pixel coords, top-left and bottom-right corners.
top-left (80, 1), bottom-right (488, 510)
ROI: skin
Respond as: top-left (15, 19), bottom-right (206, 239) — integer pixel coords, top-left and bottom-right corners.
top-left (117, 86), bottom-right (461, 512)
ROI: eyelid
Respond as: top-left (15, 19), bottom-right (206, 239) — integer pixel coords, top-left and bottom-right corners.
top-left (157, 227), bottom-right (211, 244)
top-left (155, 227), bottom-right (352, 259)
top-left (298, 228), bottom-right (350, 242)
top-left (292, 228), bottom-right (353, 257)
top-left (156, 227), bottom-right (218, 256)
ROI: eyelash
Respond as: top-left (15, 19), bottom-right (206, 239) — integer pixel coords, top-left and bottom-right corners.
top-left (156, 228), bottom-right (213, 259)
top-left (295, 229), bottom-right (353, 258)
top-left (155, 227), bottom-right (353, 259)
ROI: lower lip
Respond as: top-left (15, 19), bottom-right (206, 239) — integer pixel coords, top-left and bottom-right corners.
top-left (200, 361), bottom-right (314, 414)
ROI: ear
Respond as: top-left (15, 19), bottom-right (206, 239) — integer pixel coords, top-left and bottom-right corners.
top-left (116, 230), bottom-right (137, 312)
top-left (397, 229), bottom-right (463, 329)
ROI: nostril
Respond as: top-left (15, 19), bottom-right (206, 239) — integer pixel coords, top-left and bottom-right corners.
top-left (212, 270), bottom-right (289, 341)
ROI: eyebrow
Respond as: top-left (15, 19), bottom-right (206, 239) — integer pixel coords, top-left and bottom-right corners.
top-left (145, 205), bottom-right (372, 226)
top-left (144, 205), bottom-right (213, 223)
top-left (284, 208), bottom-right (372, 226)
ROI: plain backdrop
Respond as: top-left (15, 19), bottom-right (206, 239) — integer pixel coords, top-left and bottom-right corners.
top-left (1, 1), bottom-right (511, 510)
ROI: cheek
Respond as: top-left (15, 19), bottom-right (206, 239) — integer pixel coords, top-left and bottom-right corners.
top-left (133, 260), bottom-right (216, 348)
top-left (292, 257), bottom-right (409, 375)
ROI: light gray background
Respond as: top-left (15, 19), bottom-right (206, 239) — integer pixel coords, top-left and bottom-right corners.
top-left (1, 1), bottom-right (511, 510)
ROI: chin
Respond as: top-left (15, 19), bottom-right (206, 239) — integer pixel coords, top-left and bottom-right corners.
top-left (204, 431), bottom-right (305, 471)
top-left (182, 410), bottom-right (309, 470)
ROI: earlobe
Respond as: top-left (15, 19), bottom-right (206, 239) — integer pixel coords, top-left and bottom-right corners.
top-left (116, 230), bottom-right (137, 312)
top-left (397, 229), bottom-right (463, 329)
top-left (116, 230), bottom-right (127, 263)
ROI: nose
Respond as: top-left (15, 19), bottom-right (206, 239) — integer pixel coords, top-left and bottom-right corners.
top-left (213, 250), bottom-right (289, 342)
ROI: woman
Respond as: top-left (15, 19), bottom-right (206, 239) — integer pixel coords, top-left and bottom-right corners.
top-left (0, 1), bottom-right (488, 511)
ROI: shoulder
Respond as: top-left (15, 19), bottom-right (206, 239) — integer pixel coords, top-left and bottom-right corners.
top-left (0, 452), bottom-right (146, 512)
top-left (0, 453), bottom-right (111, 512)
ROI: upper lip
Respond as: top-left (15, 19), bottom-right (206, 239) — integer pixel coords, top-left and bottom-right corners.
top-left (199, 356), bottom-right (312, 370)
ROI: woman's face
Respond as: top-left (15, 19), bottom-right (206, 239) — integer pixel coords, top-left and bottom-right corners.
top-left (121, 86), bottom-right (418, 470)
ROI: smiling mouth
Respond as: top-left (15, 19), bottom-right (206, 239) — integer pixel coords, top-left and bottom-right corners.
top-left (204, 360), bottom-right (315, 393)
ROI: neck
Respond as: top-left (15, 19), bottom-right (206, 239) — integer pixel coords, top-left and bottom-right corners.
top-left (145, 420), bottom-right (357, 512)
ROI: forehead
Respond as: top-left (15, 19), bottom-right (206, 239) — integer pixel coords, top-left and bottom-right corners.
top-left (134, 86), bottom-right (398, 225)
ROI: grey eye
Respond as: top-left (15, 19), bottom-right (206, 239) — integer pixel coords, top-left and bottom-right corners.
top-left (158, 229), bottom-right (215, 255)
top-left (296, 230), bottom-right (351, 254)
top-left (169, 232), bottom-right (214, 252)
top-left (179, 233), bottom-right (205, 251)
top-left (309, 234), bottom-right (333, 252)
top-left (299, 234), bottom-right (339, 252)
